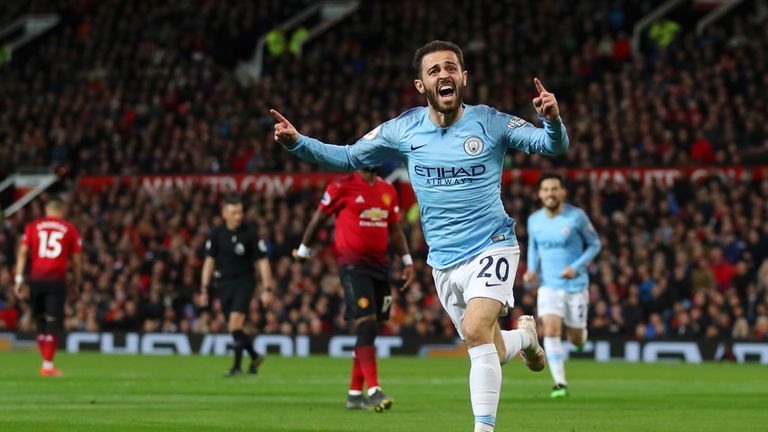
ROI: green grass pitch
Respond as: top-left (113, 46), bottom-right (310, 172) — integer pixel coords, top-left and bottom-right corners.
top-left (1, 352), bottom-right (766, 431)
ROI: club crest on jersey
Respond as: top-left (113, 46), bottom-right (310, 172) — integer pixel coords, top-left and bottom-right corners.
top-left (463, 137), bottom-right (484, 156)
top-left (561, 226), bottom-right (571, 236)
top-left (381, 194), bottom-right (392, 206)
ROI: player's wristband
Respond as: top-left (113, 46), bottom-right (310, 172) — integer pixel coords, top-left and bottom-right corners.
top-left (14, 274), bottom-right (23, 284)
top-left (297, 244), bottom-right (311, 258)
top-left (401, 254), bottom-right (413, 266)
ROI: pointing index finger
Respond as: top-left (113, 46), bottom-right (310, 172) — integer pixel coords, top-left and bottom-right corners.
top-left (534, 77), bottom-right (547, 94)
top-left (270, 109), bottom-right (290, 127)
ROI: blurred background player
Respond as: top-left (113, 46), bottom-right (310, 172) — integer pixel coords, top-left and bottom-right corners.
top-left (271, 40), bottom-right (568, 432)
top-left (293, 167), bottom-right (415, 412)
top-left (14, 198), bottom-right (82, 376)
top-left (524, 173), bottom-right (602, 397)
top-left (200, 194), bottom-right (275, 376)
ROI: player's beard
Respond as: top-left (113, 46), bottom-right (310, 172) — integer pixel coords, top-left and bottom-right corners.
top-left (425, 81), bottom-right (462, 114)
top-left (543, 196), bottom-right (561, 211)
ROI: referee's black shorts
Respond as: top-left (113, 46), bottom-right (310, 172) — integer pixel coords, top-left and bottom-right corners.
top-left (29, 280), bottom-right (66, 324)
top-left (218, 276), bottom-right (255, 316)
top-left (340, 264), bottom-right (392, 321)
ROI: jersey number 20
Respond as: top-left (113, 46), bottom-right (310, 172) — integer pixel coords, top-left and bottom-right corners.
top-left (476, 256), bottom-right (510, 281)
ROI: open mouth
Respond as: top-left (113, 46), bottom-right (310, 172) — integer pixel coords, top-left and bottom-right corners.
top-left (438, 84), bottom-right (455, 100)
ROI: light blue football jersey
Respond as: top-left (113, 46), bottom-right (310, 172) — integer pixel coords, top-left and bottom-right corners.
top-left (288, 104), bottom-right (569, 269)
top-left (526, 204), bottom-right (602, 292)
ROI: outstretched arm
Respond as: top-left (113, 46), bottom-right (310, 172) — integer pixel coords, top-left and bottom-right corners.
top-left (271, 109), bottom-right (399, 171)
top-left (501, 78), bottom-right (569, 156)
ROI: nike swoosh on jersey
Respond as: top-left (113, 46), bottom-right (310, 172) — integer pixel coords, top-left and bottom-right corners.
top-left (410, 143), bottom-right (428, 151)
top-left (485, 282), bottom-right (502, 287)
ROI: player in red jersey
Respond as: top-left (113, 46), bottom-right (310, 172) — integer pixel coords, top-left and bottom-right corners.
top-left (14, 199), bottom-right (82, 376)
top-left (294, 168), bottom-right (415, 412)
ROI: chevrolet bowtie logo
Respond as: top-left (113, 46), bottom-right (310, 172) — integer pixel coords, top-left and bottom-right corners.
top-left (360, 208), bottom-right (389, 221)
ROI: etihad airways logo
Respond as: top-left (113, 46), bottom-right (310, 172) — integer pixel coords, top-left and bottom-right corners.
top-left (413, 164), bottom-right (487, 186)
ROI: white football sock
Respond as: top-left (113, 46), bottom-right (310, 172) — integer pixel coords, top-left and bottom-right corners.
top-left (543, 337), bottom-right (567, 385)
top-left (468, 344), bottom-right (501, 430)
top-left (474, 421), bottom-right (495, 432)
top-left (42, 360), bottom-right (54, 370)
top-left (499, 329), bottom-right (527, 364)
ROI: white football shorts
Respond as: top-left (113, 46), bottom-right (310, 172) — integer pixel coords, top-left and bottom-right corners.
top-left (536, 286), bottom-right (589, 329)
top-left (432, 246), bottom-right (520, 339)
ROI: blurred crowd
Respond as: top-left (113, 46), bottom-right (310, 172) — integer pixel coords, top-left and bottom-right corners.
top-left (1, 170), bottom-right (768, 342)
top-left (0, 0), bottom-right (311, 178)
top-left (1, 1), bottom-right (767, 179)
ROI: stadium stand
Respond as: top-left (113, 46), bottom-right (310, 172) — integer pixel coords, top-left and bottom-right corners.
top-left (1, 0), bottom-right (766, 177)
top-left (2, 169), bottom-right (768, 342)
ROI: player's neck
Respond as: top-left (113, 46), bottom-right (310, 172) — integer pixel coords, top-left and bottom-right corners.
top-left (544, 203), bottom-right (565, 218)
top-left (357, 171), bottom-right (376, 185)
top-left (225, 222), bottom-right (240, 231)
top-left (428, 104), bottom-right (464, 128)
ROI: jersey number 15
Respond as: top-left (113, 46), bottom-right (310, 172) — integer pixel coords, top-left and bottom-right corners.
top-left (38, 231), bottom-right (64, 259)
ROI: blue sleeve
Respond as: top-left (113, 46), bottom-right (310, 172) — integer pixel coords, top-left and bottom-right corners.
top-left (527, 216), bottom-right (539, 273)
top-left (487, 107), bottom-right (569, 156)
top-left (569, 211), bottom-right (602, 275)
top-left (287, 120), bottom-right (401, 171)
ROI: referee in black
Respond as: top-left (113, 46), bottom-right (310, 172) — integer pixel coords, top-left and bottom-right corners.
top-left (200, 194), bottom-right (275, 376)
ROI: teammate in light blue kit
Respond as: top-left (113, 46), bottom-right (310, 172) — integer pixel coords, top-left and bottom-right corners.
top-left (271, 41), bottom-right (569, 431)
top-left (523, 173), bottom-right (602, 398)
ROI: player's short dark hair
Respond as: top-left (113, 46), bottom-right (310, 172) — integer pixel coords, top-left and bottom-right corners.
top-left (537, 172), bottom-right (565, 189)
top-left (222, 194), bottom-right (243, 208)
top-left (412, 40), bottom-right (465, 79)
